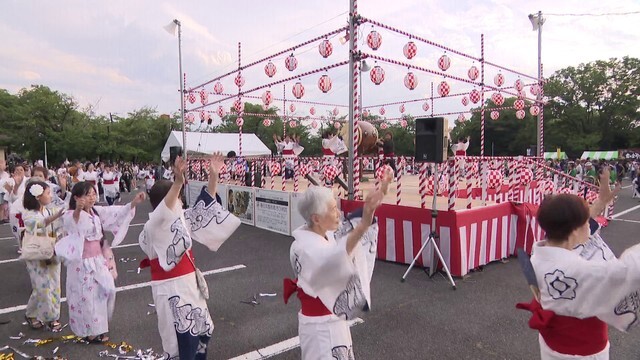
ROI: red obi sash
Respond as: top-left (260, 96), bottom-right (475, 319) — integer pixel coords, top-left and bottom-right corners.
top-left (322, 148), bottom-right (335, 156)
top-left (282, 149), bottom-right (294, 155)
top-left (455, 150), bottom-right (466, 156)
top-left (516, 299), bottom-right (608, 356)
top-left (139, 250), bottom-right (195, 281)
top-left (103, 179), bottom-right (116, 185)
top-left (284, 278), bottom-right (332, 316)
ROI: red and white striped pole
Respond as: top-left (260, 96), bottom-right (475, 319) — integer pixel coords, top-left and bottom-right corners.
top-left (281, 159), bottom-right (286, 192)
top-left (539, 63), bottom-right (544, 156)
top-left (237, 42), bottom-right (243, 158)
top-left (448, 159), bottom-right (457, 211)
top-left (466, 159), bottom-right (474, 209)
top-left (250, 161), bottom-right (255, 187)
top-left (396, 157), bottom-right (402, 205)
top-left (261, 160), bottom-right (266, 189)
top-left (480, 34), bottom-right (486, 156)
top-left (270, 162), bottom-right (275, 190)
top-left (294, 158), bottom-right (299, 193)
top-left (419, 163), bottom-right (427, 209)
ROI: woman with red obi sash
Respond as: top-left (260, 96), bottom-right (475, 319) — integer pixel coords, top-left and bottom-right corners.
top-left (451, 136), bottom-right (470, 156)
top-left (517, 170), bottom-right (636, 360)
top-left (274, 134), bottom-right (304, 180)
top-left (138, 154), bottom-right (240, 360)
top-left (321, 131), bottom-right (347, 186)
top-left (284, 170), bottom-right (392, 359)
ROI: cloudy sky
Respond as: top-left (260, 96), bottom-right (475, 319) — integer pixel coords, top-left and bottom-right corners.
top-left (1, 0), bottom-right (639, 126)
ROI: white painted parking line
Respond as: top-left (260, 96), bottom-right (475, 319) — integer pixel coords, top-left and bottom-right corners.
top-left (0, 264), bottom-right (246, 315)
top-left (611, 204), bottom-right (640, 219)
top-left (227, 318), bottom-right (364, 360)
top-left (611, 218), bottom-right (640, 224)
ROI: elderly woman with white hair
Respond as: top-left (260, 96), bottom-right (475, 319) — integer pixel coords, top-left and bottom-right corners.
top-left (284, 171), bottom-right (392, 360)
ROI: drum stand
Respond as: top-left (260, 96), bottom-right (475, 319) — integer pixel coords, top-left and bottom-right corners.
top-left (401, 164), bottom-right (456, 289)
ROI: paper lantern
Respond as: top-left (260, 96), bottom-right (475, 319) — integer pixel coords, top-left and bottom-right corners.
top-left (517, 167), bottom-right (533, 186)
top-left (261, 90), bottom-right (273, 105)
top-left (514, 99), bottom-right (525, 110)
top-left (292, 82), bottom-right (305, 99)
top-left (288, 120), bottom-right (297, 128)
top-left (216, 106), bottom-right (226, 118)
top-left (318, 74), bottom-right (332, 93)
top-left (457, 114), bottom-right (466, 123)
top-left (400, 119), bottom-right (408, 128)
top-left (490, 111), bottom-right (500, 120)
top-left (461, 97), bottom-right (469, 106)
top-left (236, 117), bottom-right (244, 126)
top-left (333, 107), bottom-right (339, 116)
top-left (234, 72), bottom-right (245, 87)
top-left (311, 120), bottom-right (318, 129)
top-left (269, 162), bottom-right (281, 176)
top-left (213, 82), bottom-right (224, 95)
top-left (380, 122), bottom-right (388, 130)
top-left (334, 122), bottom-right (341, 129)
top-left (529, 105), bottom-right (540, 116)
top-left (403, 41), bottom-right (417, 59)
top-left (514, 79), bottom-right (524, 91)
top-left (264, 61), bottom-right (277, 77)
top-left (422, 102), bottom-right (430, 112)
top-left (199, 110), bottom-right (207, 121)
top-left (399, 104), bottom-right (405, 113)
top-left (491, 92), bottom-right (504, 106)
top-left (586, 190), bottom-right (598, 204)
top-left (487, 170), bottom-right (502, 189)
top-left (367, 30), bottom-right (382, 50)
top-left (188, 92), bottom-right (196, 104)
top-left (262, 119), bottom-right (272, 127)
top-left (285, 54), bottom-right (298, 71)
top-left (289, 103), bottom-right (296, 113)
top-left (494, 73), bottom-right (505, 87)
top-left (438, 54), bottom-right (451, 71)
top-left (186, 113), bottom-right (195, 124)
top-left (469, 89), bottom-right (480, 104)
top-left (233, 99), bottom-right (243, 113)
top-left (370, 65), bottom-right (385, 85)
top-left (468, 66), bottom-right (479, 81)
top-left (309, 107), bottom-right (315, 115)
top-left (516, 110), bottom-right (526, 119)
top-left (379, 107), bottom-right (386, 115)
top-left (530, 85), bottom-right (540, 96)
top-left (376, 165), bottom-right (393, 180)
top-left (323, 165), bottom-right (338, 181)
top-left (404, 72), bottom-right (418, 90)
top-left (518, 89), bottom-right (526, 99)
top-left (319, 39), bottom-right (333, 58)
top-left (437, 81), bottom-right (450, 97)
top-left (199, 90), bottom-right (208, 105)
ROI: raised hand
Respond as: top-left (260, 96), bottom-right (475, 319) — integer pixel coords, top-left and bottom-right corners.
top-left (131, 192), bottom-right (146, 208)
top-left (76, 197), bottom-right (86, 211)
top-left (173, 156), bottom-right (186, 184)
top-left (58, 175), bottom-right (67, 191)
top-left (209, 152), bottom-right (225, 176)
top-left (380, 168), bottom-right (394, 195)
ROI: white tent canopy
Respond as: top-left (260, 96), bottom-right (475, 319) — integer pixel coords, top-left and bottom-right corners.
top-left (161, 131), bottom-right (271, 161)
top-left (580, 151), bottom-right (619, 160)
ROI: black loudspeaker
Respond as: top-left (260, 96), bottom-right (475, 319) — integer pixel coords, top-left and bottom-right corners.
top-left (415, 117), bottom-right (448, 163)
top-left (169, 146), bottom-right (183, 165)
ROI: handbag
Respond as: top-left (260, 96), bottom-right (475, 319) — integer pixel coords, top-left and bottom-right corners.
top-left (185, 252), bottom-right (209, 300)
top-left (20, 209), bottom-right (56, 261)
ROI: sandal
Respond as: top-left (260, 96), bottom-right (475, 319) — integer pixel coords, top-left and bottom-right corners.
top-left (24, 315), bottom-right (43, 330)
top-left (48, 320), bottom-right (63, 332)
top-left (84, 333), bottom-right (109, 344)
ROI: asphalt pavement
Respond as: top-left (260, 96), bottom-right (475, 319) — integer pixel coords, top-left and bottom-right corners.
top-left (0, 183), bottom-right (639, 359)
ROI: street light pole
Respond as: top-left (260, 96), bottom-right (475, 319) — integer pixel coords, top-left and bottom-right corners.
top-left (529, 11), bottom-right (544, 157)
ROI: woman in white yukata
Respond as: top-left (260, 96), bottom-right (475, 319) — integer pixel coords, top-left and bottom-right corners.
top-left (517, 181), bottom-right (640, 360)
top-left (21, 181), bottom-right (66, 331)
top-left (284, 170), bottom-right (392, 360)
top-left (138, 154), bottom-right (240, 359)
top-left (57, 182), bottom-right (145, 343)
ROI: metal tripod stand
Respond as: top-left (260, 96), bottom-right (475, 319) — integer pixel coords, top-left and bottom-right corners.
top-left (401, 164), bottom-right (456, 289)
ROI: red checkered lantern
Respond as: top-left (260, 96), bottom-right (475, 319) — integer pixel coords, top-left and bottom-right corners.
top-left (234, 72), bottom-right (245, 87)
top-left (461, 96), bottom-right (469, 106)
top-left (285, 54), bottom-right (297, 71)
top-left (318, 75), bottom-right (332, 93)
top-left (289, 103), bottom-right (296, 113)
top-left (490, 111), bottom-right (500, 120)
top-left (216, 106), bottom-right (226, 118)
top-left (236, 117), bottom-right (244, 126)
top-left (586, 190), bottom-right (598, 204)
top-left (438, 54), bottom-right (451, 71)
top-left (334, 122), bottom-right (341, 129)
top-left (468, 66), bottom-right (479, 80)
top-left (370, 65), bottom-right (385, 85)
top-left (404, 72), bottom-right (418, 90)
top-left (457, 114), bottom-right (466, 123)
top-left (514, 79), bottom-right (524, 91)
top-left (514, 99), bottom-right (525, 110)
top-left (380, 122), bottom-right (388, 130)
top-left (379, 107), bottom-right (386, 115)
top-left (557, 187), bottom-right (572, 194)
top-left (199, 110), bottom-right (207, 121)
top-left (269, 162), bottom-right (281, 176)
top-left (529, 105), bottom-right (540, 116)
top-left (517, 167), bottom-right (533, 186)
top-left (491, 92), bottom-right (505, 106)
top-left (422, 102), bottom-right (430, 111)
top-left (333, 107), bottom-right (339, 116)
top-left (199, 90), bottom-right (208, 105)
top-left (311, 120), bottom-right (318, 129)
top-left (494, 73), bottom-right (505, 87)
top-left (403, 41), bottom-right (417, 59)
top-left (309, 107), bottom-right (315, 115)
top-left (518, 89), bottom-right (526, 99)
top-left (262, 119), bottom-right (272, 127)
top-left (399, 104), bottom-right (405, 113)
top-left (292, 82), bottom-right (305, 99)
top-left (186, 113), bottom-right (195, 124)
top-left (261, 90), bottom-right (273, 105)
top-left (213, 82), bottom-right (224, 94)
top-left (233, 99), bottom-right (243, 113)
top-left (366, 30), bottom-right (382, 50)
top-left (319, 39), bottom-right (333, 58)
top-left (188, 92), bottom-right (196, 104)
top-left (469, 89), bottom-right (481, 103)
top-left (376, 164), bottom-right (393, 180)
top-left (530, 85), bottom-right (540, 95)
top-left (400, 119), bottom-right (408, 128)
top-left (264, 61), bottom-right (277, 78)
top-left (288, 120), bottom-right (297, 128)
top-left (437, 81), bottom-right (450, 97)
top-left (323, 165), bottom-right (338, 182)
top-left (516, 110), bottom-right (526, 119)
top-left (487, 170), bottom-right (502, 189)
